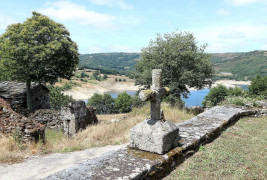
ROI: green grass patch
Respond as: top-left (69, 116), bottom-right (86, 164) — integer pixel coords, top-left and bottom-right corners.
top-left (165, 116), bottom-right (267, 180)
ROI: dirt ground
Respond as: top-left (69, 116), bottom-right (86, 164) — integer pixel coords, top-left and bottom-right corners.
top-left (0, 144), bottom-right (126, 180)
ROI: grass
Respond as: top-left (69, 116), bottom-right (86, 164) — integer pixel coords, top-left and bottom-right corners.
top-left (0, 103), bottom-right (193, 164)
top-left (165, 115), bottom-right (267, 180)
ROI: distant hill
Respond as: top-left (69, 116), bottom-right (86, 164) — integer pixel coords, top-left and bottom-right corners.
top-left (211, 50), bottom-right (267, 80)
top-left (79, 51), bottom-right (267, 80)
top-left (79, 52), bottom-right (140, 74)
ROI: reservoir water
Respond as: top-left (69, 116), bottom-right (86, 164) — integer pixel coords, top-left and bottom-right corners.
top-left (84, 85), bottom-right (249, 107)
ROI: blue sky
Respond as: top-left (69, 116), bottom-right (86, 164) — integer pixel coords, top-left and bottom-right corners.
top-left (0, 0), bottom-right (266, 54)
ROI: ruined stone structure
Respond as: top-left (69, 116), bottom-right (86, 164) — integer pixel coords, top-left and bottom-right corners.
top-left (0, 81), bottom-right (50, 115)
top-left (0, 98), bottom-right (45, 142)
top-left (130, 69), bottom-right (180, 154)
top-left (30, 101), bottom-right (98, 136)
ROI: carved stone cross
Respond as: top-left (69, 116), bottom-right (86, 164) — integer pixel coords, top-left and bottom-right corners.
top-left (139, 69), bottom-right (170, 121)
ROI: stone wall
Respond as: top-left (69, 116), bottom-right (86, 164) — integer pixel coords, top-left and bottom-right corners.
top-left (0, 81), bottom-right (50, 115)
top-left (0, 98), bottom-right (45, 143)
top-left (30, 101), bottom-right (98, 136)
top-left (45, 106), bottom-right (266, 180)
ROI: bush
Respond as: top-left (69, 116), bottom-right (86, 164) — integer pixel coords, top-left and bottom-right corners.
top-left (48, 86), bottom-right (74, 110)
top-left (228, 87), bottom-right (246, 97)
top-left (249, 75), bottom-right (267, 97)
top-left (131, 96), bottom-right (146, 108)
top-left (87, 93), bottom-right (115, 114)
top-left (114, 92), bottom-right (132, 113)
top-left (221, 96), bottom-right (259, 107)
top-left (163, 94), bottom-right (185, 109)
top-left (202, 85), bottom-right (228, 106)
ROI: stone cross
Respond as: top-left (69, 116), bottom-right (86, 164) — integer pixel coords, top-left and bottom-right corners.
top-left (139, 69), bottom-right (170, 121)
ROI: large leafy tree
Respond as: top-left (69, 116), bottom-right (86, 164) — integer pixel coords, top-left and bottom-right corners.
top-left (0, 12), bottom-right (79, 111)
top-left (134, 31), bottom-right (213, 99)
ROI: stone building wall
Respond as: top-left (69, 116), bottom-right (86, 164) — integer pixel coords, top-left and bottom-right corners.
top-left (0, 81), bottom-right (50, 115)
top-left (30, 101), bottom-right (98, 136)
top-left (0, 98), bottom-right (45, 143)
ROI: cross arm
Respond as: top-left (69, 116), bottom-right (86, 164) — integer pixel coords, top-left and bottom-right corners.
top-left (139, 89), bottom-right (156, 101)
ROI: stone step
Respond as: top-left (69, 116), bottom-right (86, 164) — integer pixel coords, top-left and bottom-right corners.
top-left (45, 106), bottom-right (263, 180)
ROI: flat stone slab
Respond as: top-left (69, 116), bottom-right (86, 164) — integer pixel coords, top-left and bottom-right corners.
top-left (129, 120), bottom-right (179, 154)
top-left (45, 106), bottom-right (261, 180)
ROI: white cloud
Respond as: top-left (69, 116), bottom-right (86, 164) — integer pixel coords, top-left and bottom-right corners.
top-left (89, 0), bottom-right (134, 10)
top-left (225, 0), bottom-right (266, 6)
top-left (218, 29), bottom-right (245, 39)
top-left (262, 44), bottom-right (267, 50)
top-left (0, 14), bottom-right (17, 30)
top-left (216, 9), bottom-right (230, 16)
top-left (38, 1), bottom-right (116, 28)
top-left (88, 45), bottom-right (140, 53)
top-left (189, 22), bottom-right (267, 52)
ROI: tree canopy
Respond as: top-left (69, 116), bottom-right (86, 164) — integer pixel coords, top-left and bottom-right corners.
top-left (134, 31), bottom-right (213, 98)
top-left (0, 12), bottom-right (79, 110)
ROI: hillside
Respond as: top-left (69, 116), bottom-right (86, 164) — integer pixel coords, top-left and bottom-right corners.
top-left (79, 52), bottom-right (140, 74)
top-left (211, 50), bottom-right (267, 80)
top-left (78, 50), bottom-right (267, 80)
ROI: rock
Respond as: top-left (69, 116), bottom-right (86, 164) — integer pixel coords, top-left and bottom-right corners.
top-left (129, 119), bottom-right (180, 154)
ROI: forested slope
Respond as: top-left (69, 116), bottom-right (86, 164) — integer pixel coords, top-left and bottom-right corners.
top-left (78, 51), bottom-right (267, 80)
top-left (211, 50), bottom-right (267, 80)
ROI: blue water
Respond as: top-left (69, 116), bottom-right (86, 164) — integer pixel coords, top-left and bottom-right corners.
top-left (84, 85), bottom-right (249, 107)
top-left (182, 88), bottom-right (210, 107)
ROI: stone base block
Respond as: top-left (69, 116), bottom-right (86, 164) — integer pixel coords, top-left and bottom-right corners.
top-left (129, 119), bottom-right (180, 154)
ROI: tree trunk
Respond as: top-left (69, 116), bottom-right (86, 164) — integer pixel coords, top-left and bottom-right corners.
top-left (26, 80), bottom-right (34, 111)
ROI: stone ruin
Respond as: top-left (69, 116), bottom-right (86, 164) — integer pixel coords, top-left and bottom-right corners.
top-left (0, 98), bottom-right (45, 143)
top-left (0, 81), bottom-right (50, 115)
top-left (30, 101), bottom-right (98, 136)
top-left (0, 81), bottom-right (98, 141)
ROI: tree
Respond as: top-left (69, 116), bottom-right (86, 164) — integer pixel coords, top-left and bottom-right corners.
top-left (114, 92), bottom-right (132, 113)
top-left (249, 75), bottom-right (267, 97)
top-left (87, 93), bottom-right (115, 114)
top-left (48, 86), bottom-right (74, 110)
top-left (134, 31), bottom-right (213, 99)
top-left (0, 12), bottom-right (79, 111)
top-left (202, 85), bottom-right (228, 106)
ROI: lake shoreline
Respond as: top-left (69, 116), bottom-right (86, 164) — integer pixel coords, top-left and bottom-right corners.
top-left (65, 79), bottom-right (251, 101)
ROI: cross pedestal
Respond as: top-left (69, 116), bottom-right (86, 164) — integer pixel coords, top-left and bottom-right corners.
top-left (129, 69), bottom-right (180, 154)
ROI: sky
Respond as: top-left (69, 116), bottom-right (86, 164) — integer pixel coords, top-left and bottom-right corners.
top-left (0, 0), bottom-right (266, 54)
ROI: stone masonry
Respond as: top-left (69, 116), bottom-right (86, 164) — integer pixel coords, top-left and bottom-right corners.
top-left (30, 101), bottom-right (98, 136)
top-left (0, 98), bottom-right (45, 143)
top-left (45, 106), bottom-right (264, 180)
top-left (0, 81), bottom-right (50, 115)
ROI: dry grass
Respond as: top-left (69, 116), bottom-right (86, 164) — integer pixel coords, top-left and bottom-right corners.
top-left (0, 104), bottom-right (193, 164)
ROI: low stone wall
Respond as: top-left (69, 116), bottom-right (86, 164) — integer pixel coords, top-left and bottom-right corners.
top-left (45, 106), bottom-right (265, 180)
top-left (0, 98), bottom-right (45, 143)
top-left (30, 101), bottom-right (98, 136)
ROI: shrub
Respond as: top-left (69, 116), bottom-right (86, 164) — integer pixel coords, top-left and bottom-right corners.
top-left (163, 94), bottom-right (185, 108)
top-left (114, 92), bottom-right (132, 113)
top-left (87, 93), bottom-right (115, 114)
top-left (202, 85), bottom-right (228, 106)
top-left (249, 75), bottom-right (267, 97)
top-left (131, 96), bottom-right (146, 108)
top-left (221, 96), bottom-right (258, 107)
top-left (228, 87), bottom-right (246, 97)
top-left (48, 86), bottom-right (74, 110)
